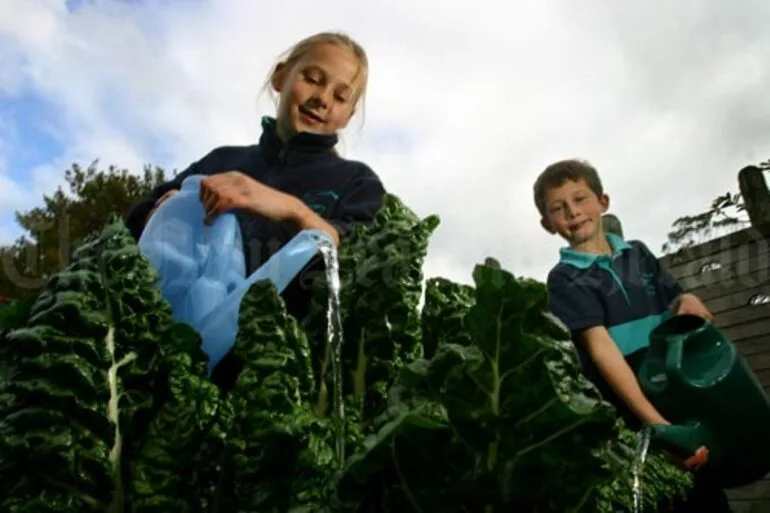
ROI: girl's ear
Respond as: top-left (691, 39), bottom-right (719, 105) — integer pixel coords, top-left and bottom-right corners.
top-left (270, 63), bottom-right (287, 93)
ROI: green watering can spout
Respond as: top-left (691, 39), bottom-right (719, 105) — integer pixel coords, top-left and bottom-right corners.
top-left (647, 422), bottom-right (711, 461)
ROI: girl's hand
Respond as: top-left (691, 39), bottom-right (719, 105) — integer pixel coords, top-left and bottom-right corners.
top-left (672, 293), bottom-right (714, 322)
top-left (199, 171), bottom-right (298, 224)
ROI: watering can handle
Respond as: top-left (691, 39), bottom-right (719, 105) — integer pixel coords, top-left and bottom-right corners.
top-left (664, 335), bottom-right (687, 387)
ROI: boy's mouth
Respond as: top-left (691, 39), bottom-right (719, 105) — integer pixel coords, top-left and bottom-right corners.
top-left (569, 220), bottom-right (590, 232)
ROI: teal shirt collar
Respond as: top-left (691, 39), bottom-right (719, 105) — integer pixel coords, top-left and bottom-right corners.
top-left (559, 232), bottom-right (632, 269)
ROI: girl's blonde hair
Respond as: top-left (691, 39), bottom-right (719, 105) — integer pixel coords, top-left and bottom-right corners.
top-left (263, 31), bottom-right (369, 153)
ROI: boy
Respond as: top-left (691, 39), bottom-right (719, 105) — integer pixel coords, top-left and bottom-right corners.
top-left (534, 159), bottom-right (732, 512)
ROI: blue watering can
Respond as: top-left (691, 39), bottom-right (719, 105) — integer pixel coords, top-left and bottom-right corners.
top-left (138, 175), bottom-right (332, 373)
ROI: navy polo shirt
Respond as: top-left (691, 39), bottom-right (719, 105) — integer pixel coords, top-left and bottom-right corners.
top-left (546, 233), bottom-right (683, 428)
top-left (547, 233), bottom-right (683, 356)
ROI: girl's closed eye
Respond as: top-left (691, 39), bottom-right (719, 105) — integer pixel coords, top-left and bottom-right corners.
top-left (303, 72), bottom-right (321, 85)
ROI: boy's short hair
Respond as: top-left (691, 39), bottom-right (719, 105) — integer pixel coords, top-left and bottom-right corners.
top-left (533, 159), bottom-right (605, 217)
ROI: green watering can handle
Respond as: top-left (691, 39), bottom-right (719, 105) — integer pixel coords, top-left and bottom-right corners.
top-left (664, 335), bottom-right (686, 387)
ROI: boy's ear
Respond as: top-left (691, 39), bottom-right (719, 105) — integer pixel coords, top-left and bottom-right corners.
top-left (270, 63), bottom-right (288, 93)
top-left (599, 193), bottom-right (610, 213)
top-left (540, 217), bottom-right (556, 234)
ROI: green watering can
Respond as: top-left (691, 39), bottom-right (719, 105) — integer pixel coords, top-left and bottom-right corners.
top-left (638, 314), bottom-right (770, 489)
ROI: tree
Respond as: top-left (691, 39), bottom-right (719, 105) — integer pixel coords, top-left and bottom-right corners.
top-left (0, 161), bottom-right (173, 298)
top-left (661, 158), bottom-right (770, 254)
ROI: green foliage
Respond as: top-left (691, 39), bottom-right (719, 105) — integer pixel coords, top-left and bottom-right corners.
top-left (661, 192), bottom-right (747, 254)
top-left (661, 156), bottom-right (770, 254)
top-left (333, 268), bottom-right (618, 512)
top-left (594, 420), bottom-right (692, 512)
top-left (0, 194), bottom-right (693, 511)
top-left (302, 194), bottom-right (440, 428)
top-left (0, 161), bottom-right (171, 299)
top-left (0, 216), bottom-right (332, 512)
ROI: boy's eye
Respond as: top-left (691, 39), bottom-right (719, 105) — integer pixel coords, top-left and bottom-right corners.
top-left (335, 93), bottom-right (350, 103)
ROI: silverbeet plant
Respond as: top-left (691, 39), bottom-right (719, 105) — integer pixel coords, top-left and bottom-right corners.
top-left (330, 271), bottom-right (621, 512)
top-left (0, 194), bottom-right (691, 512)
top-left (0, 219), bottom-right (332, 512)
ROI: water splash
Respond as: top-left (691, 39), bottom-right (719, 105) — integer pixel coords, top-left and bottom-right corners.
top-left (632, 426), bottom-right (652, 513)
top-left (317, 236), bottom-right (346, 467)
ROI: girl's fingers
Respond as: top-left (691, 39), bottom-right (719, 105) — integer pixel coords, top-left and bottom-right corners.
top-left (199, 178), bottom-right (245, 224)
top-left (204, 196), bottom-right (231, 225)
top-left (202, 191), bottom-right (217, 214)
top-left (200, 181), bottom-right (214, 205)
top-left (204, 202), bottom-right (223, 225)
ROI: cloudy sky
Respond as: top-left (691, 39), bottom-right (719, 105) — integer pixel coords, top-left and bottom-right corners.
top-left (1, 0), bottom-right (768, 285)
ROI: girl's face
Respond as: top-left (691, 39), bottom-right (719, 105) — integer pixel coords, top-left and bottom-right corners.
top-left (272, 43), bottom-right (363, 139)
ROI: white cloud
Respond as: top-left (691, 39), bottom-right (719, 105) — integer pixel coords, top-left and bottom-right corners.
top-left (1, 0), bottom-right (769, 285)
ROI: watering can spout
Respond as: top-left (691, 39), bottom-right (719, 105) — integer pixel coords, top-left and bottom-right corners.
top-left (647, 422), bottom-right (710, 462)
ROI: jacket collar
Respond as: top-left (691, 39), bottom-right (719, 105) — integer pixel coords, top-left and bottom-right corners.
top-left (258, 116), bottom-right (338, 162)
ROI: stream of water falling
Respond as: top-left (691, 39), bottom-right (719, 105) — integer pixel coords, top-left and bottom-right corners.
top-left (317, 237), bottom-right (346, 467)
top-left (632, 426), bottom-right (652, 513)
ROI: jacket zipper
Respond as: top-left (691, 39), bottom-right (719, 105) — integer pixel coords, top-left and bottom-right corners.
top-left (264, 144), bottom-right (290, 188)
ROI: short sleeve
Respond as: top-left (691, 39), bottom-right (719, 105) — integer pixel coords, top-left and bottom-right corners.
top-left (633, 241), bottom-right (683, 305)
top-left (547, 267), bottom-right (606, 333)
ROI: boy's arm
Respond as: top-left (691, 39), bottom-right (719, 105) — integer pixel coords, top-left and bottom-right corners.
top-left (578, 326), bottom-right (668, 425)
top-left (547, 269), bottom-right (669, 425)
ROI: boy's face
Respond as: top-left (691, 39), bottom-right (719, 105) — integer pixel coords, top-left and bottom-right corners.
top-left (541, 179), bottom-right (609, 245)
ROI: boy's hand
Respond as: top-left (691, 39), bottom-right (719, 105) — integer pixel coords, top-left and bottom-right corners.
top-left (672, 293), bottom-right (714, 322)
top-left (663, 446), bottom-right (710, 471)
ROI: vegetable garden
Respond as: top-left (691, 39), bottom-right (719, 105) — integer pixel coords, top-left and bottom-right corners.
top-left (0, 194), bottom-right (693, 512)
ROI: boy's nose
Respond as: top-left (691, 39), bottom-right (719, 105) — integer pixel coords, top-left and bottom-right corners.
top-left (565, 205), bottom-right (579, 218)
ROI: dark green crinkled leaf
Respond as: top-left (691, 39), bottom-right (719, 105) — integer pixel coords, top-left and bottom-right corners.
top-left (595, 420), bottom-right (693, 513)
top-left (129, 322), bottom-right (224, 513)
top-left (0, 296), bottom-right (34, 391)
top-left (304, 194), bottom-right (439, 433)
top-left (420, 277), bottom-right (474, 358)
top-left (222, 280), bottom-right (335, 512)
top-left (0, 216), bottom-right (195, 512)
